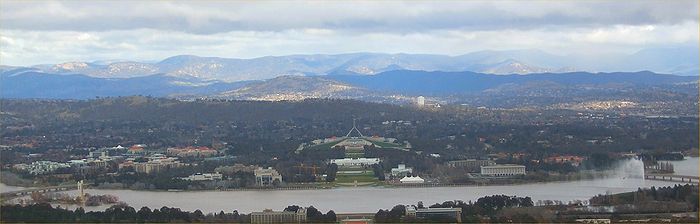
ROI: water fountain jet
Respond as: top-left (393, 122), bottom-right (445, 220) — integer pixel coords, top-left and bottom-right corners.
top-left (616, 157), bottom-right (645, 179)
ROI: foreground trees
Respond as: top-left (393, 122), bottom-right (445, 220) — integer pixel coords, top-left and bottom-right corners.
top-left (1, 203), bottom-right (339, 223)
top-left (1, 204), bottom-right (248, 223)
top-left (374, 195), bottom-right (534, 223)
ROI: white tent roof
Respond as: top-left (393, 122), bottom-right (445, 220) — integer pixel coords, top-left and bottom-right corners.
top-left (400, 176), bottom-right (424, 182)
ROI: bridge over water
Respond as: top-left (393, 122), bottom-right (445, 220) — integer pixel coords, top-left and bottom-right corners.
top-left (1, 184), bottom-right (79, 202)
top-left (644, 174), bottom-right (699, 183)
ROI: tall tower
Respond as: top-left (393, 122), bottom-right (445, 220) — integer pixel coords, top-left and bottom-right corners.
top-left (416, 96), bottom-right (426, 107)
top-left (77, 180), bottom-right (86, 207)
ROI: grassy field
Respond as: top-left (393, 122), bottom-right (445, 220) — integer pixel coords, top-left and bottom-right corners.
top-left (345, 148), bottom-right (364, 153)
top-left (335, 170), bottom-right (377, 183)
top-left (338, 166), bottom-right (373, 171)
top-left (303, 139), bottom-right (345, 151)
top-left (367, 140), bottom-right (404, 148)
top-left (345, 152), bottom-right (364, 158)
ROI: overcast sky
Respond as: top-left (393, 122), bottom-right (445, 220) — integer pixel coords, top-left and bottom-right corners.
top-left (1, 0), bottom-right (698, 66)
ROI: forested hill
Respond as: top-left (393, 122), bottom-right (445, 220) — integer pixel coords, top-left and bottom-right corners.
top-left (327, 70), bottom-right (698, 96)
top-left (0, 97), bottom-right (433, 125)
top-left (2, 69), bottom-right (696, 102)
top-left (1, 97), bottom-right (697, 158)
top-left (0, 72), bottom-right (251, 99)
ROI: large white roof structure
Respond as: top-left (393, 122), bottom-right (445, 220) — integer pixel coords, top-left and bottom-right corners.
top-left (400, 176), bottom-right (425, 183)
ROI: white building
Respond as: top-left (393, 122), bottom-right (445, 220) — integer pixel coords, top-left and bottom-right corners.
top-left (330, 158), bottom-right (380, 167)
top-left (400, 176), bottom-right (425, 184)
top-left (391, 164), bottom-right (413, 177)
top-left (416, 96), bottom-right (426, 107)
top-left (14, 161), bottom-right (72, 175)
top-left (255, 167), bottom-right (283, 186)
top-left (480, 164), bottom-right (526, 176)
top-left (183, 173), bottom-right (223, 181)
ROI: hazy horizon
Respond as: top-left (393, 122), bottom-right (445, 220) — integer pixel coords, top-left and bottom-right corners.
top-left (5, 46), bottom-right (698, 67)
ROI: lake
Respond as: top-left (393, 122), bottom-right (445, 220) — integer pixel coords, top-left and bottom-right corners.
top-left (0, 184), bottom-right (25, 193)
top-left (662, 156), bottom-right (699, 177)
top-left (2, 157), bottom-right (697, 213)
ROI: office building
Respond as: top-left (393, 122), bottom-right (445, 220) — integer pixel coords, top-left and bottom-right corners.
top-left (119, 157), bottom-right (185, 174)
top-left (406, 207), bottom-right (462, 223)
top-left (447, 159), bottom-right (496, 172)
top-left (480, 164), bottom-right (526, 176)
top-left (250, 208), bottom-right (306, 224)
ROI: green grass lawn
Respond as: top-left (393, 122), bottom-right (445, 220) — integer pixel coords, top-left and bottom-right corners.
top-left (335, 170), bottom-right (377, 183)
top-left (345, 152), bottom-right (365, 158)
top-left (338, 166), bottom-right (372, 171)
top-left (367, 139), bottom-right (404, 148)
top-left (345, 148), bottom-right (364, 153)
top-left (303, 138), bottom-right (345, 151)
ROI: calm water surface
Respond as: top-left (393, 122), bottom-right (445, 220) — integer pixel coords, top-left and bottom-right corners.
top-left (0, 184), bottom-right (25, 193)
top-left (662, 156), bottom-right (699, 176)
top-left (53, 177), bottom-right (681, 213)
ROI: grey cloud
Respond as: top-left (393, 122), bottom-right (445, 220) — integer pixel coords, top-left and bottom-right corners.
top-left (1, 0), bottom-right (697, 34)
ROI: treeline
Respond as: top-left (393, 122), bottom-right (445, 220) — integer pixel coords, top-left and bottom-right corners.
top-left (1, 203), bottom-right (338, 223)
top-left (1, 195), bottom-right (533, 223)
top-left (0, 97), bottom-right (430, 125)
top-left (29, 192), bottom-right (119, 207)
top-left (590, 184), bottom-right (699, 210)
top-left (92, 160), bottom-right (256, 190)
top-left (639, 152), bottom-right (685, 161)
top-left (284, 205), bottom-right (337, 223)
top-left (372, 163), bottom-right (386, 180)
top-left (1, 203), bottom-right (248, 223)
top-left (374, 195), bottom-right (534, 223)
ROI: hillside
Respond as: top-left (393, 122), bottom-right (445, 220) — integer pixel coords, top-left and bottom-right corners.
top-left (3, 47), bottom-right (697, 82)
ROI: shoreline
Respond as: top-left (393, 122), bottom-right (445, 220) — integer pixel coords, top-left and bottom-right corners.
top-left (65, 170), bottom-right (621, 193)
top-left (4, 157), bottom-right (698, 194)
top-left (4, 175), bottom-right (693, 214)
top-left (0, 173), bottom-right (631, 193)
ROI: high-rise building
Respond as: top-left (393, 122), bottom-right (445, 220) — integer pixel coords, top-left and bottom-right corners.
top-left (416, 96), bottom-right (426, 107)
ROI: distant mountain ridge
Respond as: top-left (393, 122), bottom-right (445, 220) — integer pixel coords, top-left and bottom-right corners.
top-left (0, 71), bottom-right (249, 99)
top-left (3, 47), bottom-right (697, 82)
top-left (326, 70), bottom-right (697, 96)
top-left (0, 68), bottom-right (698, 102)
